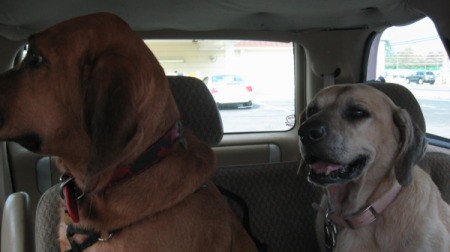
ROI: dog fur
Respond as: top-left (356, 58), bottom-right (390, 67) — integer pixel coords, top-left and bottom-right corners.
top-left (298, 84), bottom-right (450, 251)
top-left (0, 13), bottom-right (257, 251)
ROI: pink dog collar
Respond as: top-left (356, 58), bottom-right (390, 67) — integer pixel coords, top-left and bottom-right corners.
top-left (313, 180), bottom-right (402, 249)
top-left (314, 180), bottom-right (402, 229)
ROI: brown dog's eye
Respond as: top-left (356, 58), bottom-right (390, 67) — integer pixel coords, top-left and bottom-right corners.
top-left (27, 52), bottom-right (45, 68)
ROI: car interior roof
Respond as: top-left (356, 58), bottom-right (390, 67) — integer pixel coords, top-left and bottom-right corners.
top-left (0, 0), bottom-right (426, 40)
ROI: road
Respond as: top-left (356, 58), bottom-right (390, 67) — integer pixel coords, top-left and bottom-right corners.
top-left (219, 84), bottom-right (450, 139)
top-left (219, 94), bottom-right (294, 133)
top-left (407, 84), bottom-right (450, 139)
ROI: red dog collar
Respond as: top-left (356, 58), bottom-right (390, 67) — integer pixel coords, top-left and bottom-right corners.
top-left (108, 120), bottom-right (186, 186)
top-left (60, 174), bottom-right (84, 223)
top-left (60, 121), bottom-right (185, 223)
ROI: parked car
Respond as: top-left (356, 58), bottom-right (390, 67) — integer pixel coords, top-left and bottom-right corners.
top-left (406, 71), bottom-right (436, 84)
top-left (203, 74), bottom-right (253, 108)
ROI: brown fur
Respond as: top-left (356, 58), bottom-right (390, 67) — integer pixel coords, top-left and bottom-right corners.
top-left (0, 13), bottom-right (257, 251)
top-left (299, 84), bottom-right (450, 251)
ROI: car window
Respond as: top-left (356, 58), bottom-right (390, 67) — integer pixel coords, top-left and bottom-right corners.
top-left (373, 17), bottom-right (450, 139)
top-left (145, 40), bottom-right (295, 133)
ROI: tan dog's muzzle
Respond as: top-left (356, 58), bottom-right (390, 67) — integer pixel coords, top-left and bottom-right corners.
top-left (299, 120), bottom-right (327, 143)
top-left (299, 118), bottom-right (368, 186)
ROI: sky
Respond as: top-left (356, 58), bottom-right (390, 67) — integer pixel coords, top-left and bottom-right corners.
top-left (381, 17), bottom-right (446, 53)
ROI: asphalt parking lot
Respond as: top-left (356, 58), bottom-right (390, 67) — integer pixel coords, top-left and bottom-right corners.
top-left (220, 84), bottom-right (450, 139)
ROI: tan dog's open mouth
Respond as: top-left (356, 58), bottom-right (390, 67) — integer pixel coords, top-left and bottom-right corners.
top-left (306, 154), bottom-right (368, 186)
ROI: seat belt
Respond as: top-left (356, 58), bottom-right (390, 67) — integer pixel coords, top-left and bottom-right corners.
top-left (322, 68), bottom-right (341, 87)
top-left (322, 74), bottom-right (335, 87)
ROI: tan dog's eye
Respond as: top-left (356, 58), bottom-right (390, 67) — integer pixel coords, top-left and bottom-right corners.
top-left (345, 106), bottom-right (370, 120)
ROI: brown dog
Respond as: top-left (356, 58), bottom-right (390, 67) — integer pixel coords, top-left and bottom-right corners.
top-left (0, 13), bottom-right (258, 251)
top-left (298, 84), bottom-right (450, 251)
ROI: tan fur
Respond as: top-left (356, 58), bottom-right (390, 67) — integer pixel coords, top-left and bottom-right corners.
top-left (299, 84), bottom-right (450, 251)
top-left (0, 13), bottom-right (257, 251)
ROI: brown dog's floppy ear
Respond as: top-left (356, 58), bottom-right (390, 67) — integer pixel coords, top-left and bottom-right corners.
top-left (393, 108), bottom-right (427, 186)
top-left (83, 53), bottom-right (139, 191)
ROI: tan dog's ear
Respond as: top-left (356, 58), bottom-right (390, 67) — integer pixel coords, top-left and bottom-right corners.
top-left (393, 108), bottom-right (427, 186)
top-left (83, 54), bottom-right (139, 191)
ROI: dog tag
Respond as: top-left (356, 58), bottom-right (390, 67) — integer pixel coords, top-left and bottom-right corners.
top-left (324, 212), bottom-right (337, 250)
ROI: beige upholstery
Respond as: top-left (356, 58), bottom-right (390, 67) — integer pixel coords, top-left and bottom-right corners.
top-left (419, 151), bottom-right (450, 203)
top-left (35, 186), bottom-right (59, 252)
top-left (1, 192), bottom-right (32, 252)
top-left (214, 162), bottom-right (322, 251)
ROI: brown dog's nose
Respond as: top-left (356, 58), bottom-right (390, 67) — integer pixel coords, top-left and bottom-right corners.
top-left (298, 121), bottom-right (327, 143)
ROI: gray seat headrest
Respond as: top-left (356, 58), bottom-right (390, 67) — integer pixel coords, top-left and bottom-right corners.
top-left (366, 82), bottom-right (426, 132)
top-left (168, 76), bottom-right (223, 145)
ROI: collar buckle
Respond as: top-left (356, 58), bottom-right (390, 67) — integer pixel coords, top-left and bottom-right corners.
top-left (60, 174), bottom-right (84, 223)
top-left (346, 205), bottom-right (378, 229)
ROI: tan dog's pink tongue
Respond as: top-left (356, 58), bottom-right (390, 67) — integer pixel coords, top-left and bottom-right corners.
top-left (310, 162), bottom-right (341, 174)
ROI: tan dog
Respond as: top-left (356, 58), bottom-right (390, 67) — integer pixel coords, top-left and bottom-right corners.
top-left (298, 84), bottom-right (450, 251)
top-left (0, 13), bottom-right (258, 251)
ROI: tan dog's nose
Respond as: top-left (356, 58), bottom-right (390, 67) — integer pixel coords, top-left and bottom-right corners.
top-left (299, 121), bottom-right (327, 143)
